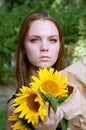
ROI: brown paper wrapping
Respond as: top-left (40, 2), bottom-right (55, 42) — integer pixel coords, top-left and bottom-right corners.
top-left (60, 60), bottom-right (86, 130)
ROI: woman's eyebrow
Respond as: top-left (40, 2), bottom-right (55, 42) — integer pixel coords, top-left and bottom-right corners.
top-left (28, 35), bottom-right (40, 38)
top-left (49, 35), bottom-right (59, 38)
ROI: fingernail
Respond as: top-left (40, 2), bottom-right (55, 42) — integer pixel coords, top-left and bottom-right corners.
top-left (45, 102), bottom-right (49, 107)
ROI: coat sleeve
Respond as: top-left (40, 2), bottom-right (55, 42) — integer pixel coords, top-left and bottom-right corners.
top-left (60, 60), bottom-right (86, 130)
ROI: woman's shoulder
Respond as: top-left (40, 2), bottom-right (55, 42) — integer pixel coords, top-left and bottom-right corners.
top-left (7, 98), bottom-right (14, 114)
top-left (7, 94), bottom-right (15, 103)
top-left (5, 97), bottom-right (15, 130)
top-left (7, 93), bottom-right (16, 115)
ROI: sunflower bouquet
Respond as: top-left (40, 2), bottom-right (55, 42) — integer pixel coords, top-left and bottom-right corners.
top-left (9, 67), bottom-right (69, 130)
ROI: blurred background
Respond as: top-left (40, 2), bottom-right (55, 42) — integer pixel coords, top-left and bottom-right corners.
top-left (0, 0), bottom-right (86, 129)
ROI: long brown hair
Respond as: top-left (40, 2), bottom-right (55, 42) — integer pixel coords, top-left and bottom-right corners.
top-left (16, 11), bottom-right (65, 89)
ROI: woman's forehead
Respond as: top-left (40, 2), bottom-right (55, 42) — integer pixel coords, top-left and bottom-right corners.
top-left (27, 19), bottom-right (59, 37)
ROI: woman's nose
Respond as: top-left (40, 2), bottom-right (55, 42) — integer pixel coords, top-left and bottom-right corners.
top-left (40, 40), bottom-right (48, 52)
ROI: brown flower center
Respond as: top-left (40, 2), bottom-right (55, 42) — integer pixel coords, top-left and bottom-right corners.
top-left (27, 94), bottom-right (40, 112)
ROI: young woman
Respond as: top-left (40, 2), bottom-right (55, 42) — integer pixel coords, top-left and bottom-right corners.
top-left (5, 11), bottom-right (65, 130)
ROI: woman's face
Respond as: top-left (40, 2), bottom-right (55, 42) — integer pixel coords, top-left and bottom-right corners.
top-left (24, 19), bottom-right (60, 69)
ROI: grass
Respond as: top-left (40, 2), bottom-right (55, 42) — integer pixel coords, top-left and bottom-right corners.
top-left (0, 94), bottom-right (7, 130)
top-left (0, 107), bottom-right (6, 130)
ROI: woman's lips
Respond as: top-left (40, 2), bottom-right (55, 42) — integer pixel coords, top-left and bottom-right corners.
top-left (39, 56), bottom-right (50, 61)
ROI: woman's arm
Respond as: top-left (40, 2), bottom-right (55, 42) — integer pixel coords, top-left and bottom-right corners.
top-left (4, 100), bottom-right (14, 130)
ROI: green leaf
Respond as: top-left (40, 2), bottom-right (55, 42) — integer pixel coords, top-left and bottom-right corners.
top-left (60, 118), bottom-right (68, 130)
top-left (60, 111), bottom-right (69, 130)
top-left (63, 111), bottom-right (69, 120)
top-left (45, 94), bottom-right (59, 112)
top-left (38, 88), bottom-right (48, 101)
top-left (58, 97), bottom-right (68, 104)
top-left (38, 88), bottom-right (59, 112)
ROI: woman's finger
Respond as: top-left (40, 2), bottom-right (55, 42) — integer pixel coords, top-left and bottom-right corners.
top-left (44, 102), bottom-right (49, 121)
top-left (55, 107), bottom-right (63, 121)
top-left (49, 105), bottom-right (55, 119)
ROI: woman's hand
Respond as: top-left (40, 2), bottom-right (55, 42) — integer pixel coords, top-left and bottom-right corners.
top-left (33, 102), bottom-right (63, 130)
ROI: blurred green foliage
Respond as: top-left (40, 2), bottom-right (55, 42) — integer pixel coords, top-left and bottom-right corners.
top-left (0, 0), bottom-right (86, 85)
top-left (0, 107), bottom-right (6, 130)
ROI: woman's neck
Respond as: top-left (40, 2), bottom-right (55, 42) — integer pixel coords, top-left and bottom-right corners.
top-left (29, 65), bottom-right (39, 82)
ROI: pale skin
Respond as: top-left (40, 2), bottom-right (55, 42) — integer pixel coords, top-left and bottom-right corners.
top-left (5, 19), bottom-right (63, 130)
top-left (24, 20), bottom-right (60, 69)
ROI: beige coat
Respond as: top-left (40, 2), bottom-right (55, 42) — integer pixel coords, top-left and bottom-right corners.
top-left (60, 60), bottom-right (86, 130)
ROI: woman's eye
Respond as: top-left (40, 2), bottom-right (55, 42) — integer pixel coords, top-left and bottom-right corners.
top-left (50, 39), bottom-right (57, 43)
top-left (30, 39), bottom-right (39, 43)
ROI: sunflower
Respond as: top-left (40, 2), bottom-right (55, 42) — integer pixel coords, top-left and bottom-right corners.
top-left (12, 86), bottom-right (46, 125)
top-left (30, 67), bottom-right (68, 97)
top-left (9, 113), bottom-right (32, 130)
